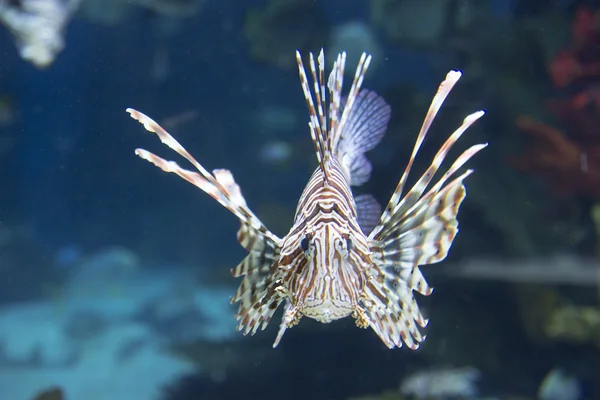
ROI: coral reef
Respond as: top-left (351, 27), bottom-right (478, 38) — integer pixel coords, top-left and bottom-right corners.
top-left (545, 305), bottom-right (600, 348)
top-left (511, 116), bottom-right (600, 198)
top-left (538, 368), bottom-right (580, 400)
top-left (0, 263), bottom-right (237, 400)
top-left (0, 222), bottom-right (61, 303)
top-left (512, 8), bottom-right (600, 200)
top-left (515, 284), bottom-right (600, 349)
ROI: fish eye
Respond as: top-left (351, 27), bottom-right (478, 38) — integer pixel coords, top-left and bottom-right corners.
top-left (300, 237), bottom-right (310, 252)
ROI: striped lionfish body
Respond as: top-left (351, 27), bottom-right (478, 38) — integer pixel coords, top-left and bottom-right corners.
top-left (127, 49), bottom-right (487, 349)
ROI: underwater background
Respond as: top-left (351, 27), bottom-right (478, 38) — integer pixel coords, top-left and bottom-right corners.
top-left (0, 0), bottom-right (599, 399)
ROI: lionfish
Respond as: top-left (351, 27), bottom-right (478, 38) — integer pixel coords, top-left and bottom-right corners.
top-left (126, 49), bottom-right (486, 349)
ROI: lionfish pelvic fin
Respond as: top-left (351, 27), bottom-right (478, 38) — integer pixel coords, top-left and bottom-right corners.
top-left (360, 71), bottom-right (487, 349)
top-left (127, 108), bottom-right (286, 335)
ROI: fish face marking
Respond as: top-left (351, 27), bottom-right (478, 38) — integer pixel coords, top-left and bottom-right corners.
top-left (296, 227), bottom-right (356, 322)
top-left (279, 204), bottom-right (372, 325)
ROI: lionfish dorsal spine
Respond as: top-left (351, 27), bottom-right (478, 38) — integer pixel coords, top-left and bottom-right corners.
top-left (296, 50), bottom-right (330, 178)
top-left (296, 49), bottom-right (379, 182)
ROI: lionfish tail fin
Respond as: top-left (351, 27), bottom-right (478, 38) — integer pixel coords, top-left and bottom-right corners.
top-left (295, 49), bottom-right (373, 182)
top-left (359, 71), bottom-right (486, 349)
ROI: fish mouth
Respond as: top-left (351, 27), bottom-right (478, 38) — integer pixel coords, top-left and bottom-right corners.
top-left (301, 301), bottom-right (353, 323)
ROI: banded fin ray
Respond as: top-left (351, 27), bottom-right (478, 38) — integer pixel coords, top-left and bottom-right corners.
top-left (370, 71), bottom-right (464, 238)
top-left (355, 193), bottom-right (382, 235)
top-left (337, 89), bottom-right (391, 186)
top-left (296, 50), bottom-right (330, 178)
top-left (374, 112), bottom-right (486, 240)
top-left (230, 238), bottom-right (285, 336)
top-left (127, 51), bottom-right (487, 351)
top-left (326, 52), bottom-right (346, 150)
top-left (127, 108), bottom-right (285, 336)
top-left (364, 175), bottom-right (473, 349)
top-left (360, 275), bottom-right (428, 349)
top-left (296, 49), bottom-right (373, 180)
top-left (213, 169), bottom-right (285, 335)
top-left (359, 71), bottom-right (486, 349)
top-left (127, 108), bottom-right (279, 243)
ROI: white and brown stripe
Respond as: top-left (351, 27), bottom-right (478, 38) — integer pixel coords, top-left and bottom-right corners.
top-left (126, 49), bottom-right (487, 351)
top-left (278, 157), bottom-right (372, 320)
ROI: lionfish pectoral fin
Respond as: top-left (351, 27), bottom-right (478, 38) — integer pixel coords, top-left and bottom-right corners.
top-left (127, 108), bottom-right (280, 246)
top-left (369, 70), bottom-right (485, 240)
top-left (337, 90), bottom-right (391, 186)
top-left (359, 277), bottom-right (428, 349)
top-left (128, 108), bottom-right (287, 336)
top-left (377, 175), bottom-right (471, 270)
top-left (354, 194), bottom-right (382, 235)
top-left (232, 262), bottom-right (285, 336)
top-left (231, 208), bottom-right (285, 336)
top-left (357, 70), bottom-right (487, 350)
top-left (362, 172), bottom-right (478, 350)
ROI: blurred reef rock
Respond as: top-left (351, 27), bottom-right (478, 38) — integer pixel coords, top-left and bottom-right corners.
top-left (0, 247), bottom-right (237, 399)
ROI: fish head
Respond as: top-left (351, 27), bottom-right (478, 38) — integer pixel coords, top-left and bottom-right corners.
top-left (281, 221), bottom-right (367, 323)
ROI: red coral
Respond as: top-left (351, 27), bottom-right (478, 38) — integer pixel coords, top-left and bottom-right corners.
top-left (572, 8), bottom-right (600, 49)
top-left (511, 116), bottom-right (600, 198)
top-left (512, 7), bottom-right (600, 199)
top-left (545, 85), bottom-right (600, 145)
top-left (549, 8), bottom-right (600, 88)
